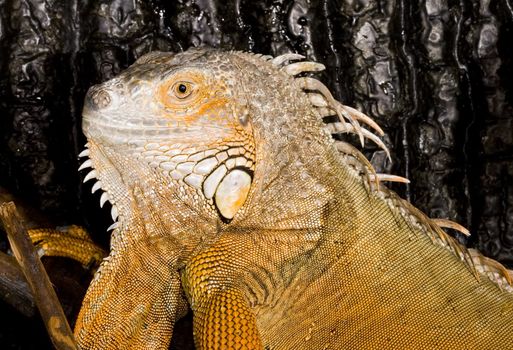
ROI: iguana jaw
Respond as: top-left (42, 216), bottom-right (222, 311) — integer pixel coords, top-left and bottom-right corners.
top-left (80, 114), bottom-right (258, 240)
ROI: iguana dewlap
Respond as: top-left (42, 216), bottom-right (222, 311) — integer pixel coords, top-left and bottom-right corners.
top-left (76, 48), bottom-right (513, 349)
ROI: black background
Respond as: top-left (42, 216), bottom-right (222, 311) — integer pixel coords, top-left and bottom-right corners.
top-left (1, 0), bottom-right (512, 348)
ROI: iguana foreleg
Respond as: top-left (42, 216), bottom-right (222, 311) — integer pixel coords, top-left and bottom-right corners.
top-left (74, 236), bottom-right (188, 349)
top-left (183, 235), bottom-right (263, 350)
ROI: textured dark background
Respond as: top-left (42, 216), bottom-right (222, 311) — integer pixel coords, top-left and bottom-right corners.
top-left (0, 0), bottom-right (512, 348)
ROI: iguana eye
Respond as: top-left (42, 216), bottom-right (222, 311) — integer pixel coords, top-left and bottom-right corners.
top-left (172, 81), bottom-right (193, 99)
top-left (156, 72), bottom-right (206, 109)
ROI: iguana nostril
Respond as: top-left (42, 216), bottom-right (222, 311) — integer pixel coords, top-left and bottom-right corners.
top-left (92, 89), bottom-right (112, 109)
top-left (86, 87), bottom-right (112, 110)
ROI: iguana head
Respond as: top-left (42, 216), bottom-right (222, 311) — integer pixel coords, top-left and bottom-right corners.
top-left (79, 48), bottom-right (388, 236)
top-left (80, 49), bottom-right (306, 230)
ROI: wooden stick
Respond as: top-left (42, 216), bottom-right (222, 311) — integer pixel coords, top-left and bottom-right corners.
top-left (0, 201), bottom-right (78, 350)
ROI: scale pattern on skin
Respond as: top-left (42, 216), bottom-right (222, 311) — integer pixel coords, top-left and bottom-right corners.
top-left (76, 48), bottom-right (513, 350)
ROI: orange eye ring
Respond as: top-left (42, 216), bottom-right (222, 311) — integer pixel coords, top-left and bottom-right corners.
top-left (157, 72), bottom-right (205, 109)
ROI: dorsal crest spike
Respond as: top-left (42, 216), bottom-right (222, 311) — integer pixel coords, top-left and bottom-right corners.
top-left (295, 76), bottom-right (365, 146)
top-left (282, 61), bottom-right (326, 76)
top-left (370, 173), bottom-right (410, 185)
top-left (334, 141), bottom-right (378, 188)
top-left (271, 53), bottom-right (305, 66)
top-left (432, 219), bottom-right (470, 237)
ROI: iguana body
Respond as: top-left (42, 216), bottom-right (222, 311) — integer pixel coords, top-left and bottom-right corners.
top-left (76, 48), bottom-right (513, 349)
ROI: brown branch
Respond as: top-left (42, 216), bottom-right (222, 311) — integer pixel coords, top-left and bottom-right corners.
top-left (0, 251), bottom-right (36, 317)
top-left (0, 201), bottom-right (78, 350)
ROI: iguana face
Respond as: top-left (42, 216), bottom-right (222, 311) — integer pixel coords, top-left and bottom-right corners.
top-left (81, 49), bottom-right (256, 223)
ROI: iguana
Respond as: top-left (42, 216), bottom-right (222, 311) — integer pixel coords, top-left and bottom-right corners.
top-left (74, 48), bottom-right (513, 349)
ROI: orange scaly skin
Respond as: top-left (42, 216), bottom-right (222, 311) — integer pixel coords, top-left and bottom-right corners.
top-left (76, 48), bottom-right (513, 349)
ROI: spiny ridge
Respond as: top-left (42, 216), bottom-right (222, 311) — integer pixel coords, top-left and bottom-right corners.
top-left (78, 145), bottom-right (121, 236)
top-left (276, 52), bottom-right (513, 291)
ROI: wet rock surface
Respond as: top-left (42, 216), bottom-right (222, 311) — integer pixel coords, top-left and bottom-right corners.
top-left (0, 0), bottom-right (512, 348)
